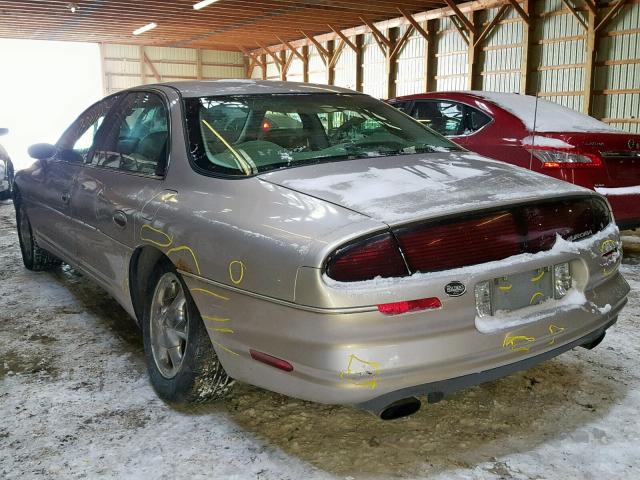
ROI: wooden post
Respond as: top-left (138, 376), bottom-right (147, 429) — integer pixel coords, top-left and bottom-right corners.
top-left (355, 34), bottom-right (364, 92)
top-left (196, 48), bottom-right (203, 80)
top-left (327, 40), bottom-right (335, 85)
top-left (261, 54), bottom-right (267, 80)
top-left (425, 19), bottom-right (437, 92)
top-left (467, 11), bottom-right (479, 90)
top-left (521, 0), bottom-right (534, 94)
top-left (584, 7), bottom-right (597, 115)
top-left (302, 45), bottom-right (309, 83)
top-left (280, 50), bottom-right (287, 81)
top-left (386, 27), bottom-right (399, 99)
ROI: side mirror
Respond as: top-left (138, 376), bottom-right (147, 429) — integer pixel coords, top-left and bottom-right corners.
top-left (28, 143), bottom-right (57, 161)
top-left (0, 128), bottom-right (8, 136)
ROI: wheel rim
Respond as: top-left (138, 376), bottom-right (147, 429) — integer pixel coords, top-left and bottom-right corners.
top-left (149, 272), bottom-right (189, 379)
top-left (18, 208), bottom-right (33, 264)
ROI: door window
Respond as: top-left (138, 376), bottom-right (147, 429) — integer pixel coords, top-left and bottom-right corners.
top-left (411, 100), bottom-right (491, 137)
top-left (57, 95), bottom-right (121, 162)
top-left (92, 92), bottom-right (169, 175)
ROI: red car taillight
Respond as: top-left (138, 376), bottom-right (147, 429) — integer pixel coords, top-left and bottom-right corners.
top-left (394, 197), bottom-right (610, 275)
top-left (326, 197), bottom-right (610, 282)
top-left (325, 232), bottom-right (409, 282)
top-left (395, 211), bottom-right (522, 273)
top-left (377, 297), bottom-right (442, 315)
top-left (529, 147), bottom-right (602, 169)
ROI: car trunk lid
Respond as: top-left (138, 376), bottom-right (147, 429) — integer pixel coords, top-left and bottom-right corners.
top-left (258, 152), bottom-right (589, 226)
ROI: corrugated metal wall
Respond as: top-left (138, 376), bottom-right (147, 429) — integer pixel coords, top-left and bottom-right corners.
top-left (479, 7), bottom-right (522, 93)
top-left (101, 43), bottom-right (244, 95)
top-left (362, 33), bottom-right (386, 98)
top-left (593, 1), bottom-right (640, 133)
top-left (436, 17), bottom-right (469, 92)
top-left (395, 26), bottom-right (426, 96)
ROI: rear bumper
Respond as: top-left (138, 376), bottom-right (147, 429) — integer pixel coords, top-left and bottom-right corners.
top-left (357, 312), bottom-right (621, 414)
top-left (595, 187), bottom-right (640, 229)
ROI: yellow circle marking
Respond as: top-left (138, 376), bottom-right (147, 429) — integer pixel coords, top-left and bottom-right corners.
top-left (229, 260), bottom-right (245, 285)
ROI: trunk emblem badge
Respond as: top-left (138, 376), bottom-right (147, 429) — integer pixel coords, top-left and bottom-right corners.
top-left (444, 281), bottom-right (466, 297)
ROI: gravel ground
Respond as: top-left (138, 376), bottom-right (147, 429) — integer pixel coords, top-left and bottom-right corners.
top-left (1, 199), bottom-right (639, 480)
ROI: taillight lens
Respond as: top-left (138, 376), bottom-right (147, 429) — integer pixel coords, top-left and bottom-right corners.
top-left (396, 211), bottom-right (522, 273)
top-left (377, 297), bottom-right (442, 315)
top-left (393, 197), bottom-right (610, 275)
top-left (325, 232), bottom-right (408, 282)
top-left (530, 148), bottom-right (602, 168)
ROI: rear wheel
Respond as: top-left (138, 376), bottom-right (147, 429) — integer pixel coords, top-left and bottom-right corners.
top-left (16, 204), bottom-right (62, 271)
top-left (142, 261), bottom-right (234, 403)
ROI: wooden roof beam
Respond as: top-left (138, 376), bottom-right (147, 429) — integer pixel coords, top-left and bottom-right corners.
top-left (300, 30), bottom-right (330, 65)
top-left (450, 15), bottom-right (470, 44)
top-left (596, 0), bottom-right (627, 32)
top-left (328, 25), bottom-right (358, 52)
top-left (560, 0), bottom-right (588, 30)
top-left (474, 3), bottom-right (510, 47)
top-left (275, 34), bottom-right (305, 62)
top-left (507, 0), bottom-right (531, 25)
top-left (397, 7), bottom-right (430, 40)
top-left (444, 0), bottom-right (476, 32)
top-left (389, 24), bottom-right (415, 59)
top-left (256, 41), bottom-right (285, 70)
top-left (360, 16), bottom-right (393, 53)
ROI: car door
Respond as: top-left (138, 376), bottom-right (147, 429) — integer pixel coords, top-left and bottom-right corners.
top-left (24, 96), bottom-right (119, 262)
top-left (71, 90), bottom-right (170, 296)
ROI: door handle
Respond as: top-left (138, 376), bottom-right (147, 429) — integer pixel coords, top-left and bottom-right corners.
top-left (112, 210), bottom-right (127, 228)
top-left (61, 191), bottom-right (71, 204)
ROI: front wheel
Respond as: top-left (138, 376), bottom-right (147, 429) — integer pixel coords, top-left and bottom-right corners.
top-left (142, 261), bottom-right (234, 403)
top-left (16, 204), bottom-right (62, 271)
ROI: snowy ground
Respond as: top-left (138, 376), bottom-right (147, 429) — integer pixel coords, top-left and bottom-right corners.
top-left (0, 199), bottom-right (639, 480)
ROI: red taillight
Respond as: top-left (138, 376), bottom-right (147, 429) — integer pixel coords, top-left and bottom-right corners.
top-left (325, 232), bottom-right (409, 282)
top-left (377, 297), bottom-right (442, 315)
top-left (529, 148), bottom-right (603, 168)
top-left (396, 212), bottom-right (522, 273)
top-left (249, 349), bottom-right (294, 372)
top-left (393, 197), bottom-right (610, 274)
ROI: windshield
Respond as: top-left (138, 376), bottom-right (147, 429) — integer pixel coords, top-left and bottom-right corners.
top-left (184, 93), bottom-right (463, 177)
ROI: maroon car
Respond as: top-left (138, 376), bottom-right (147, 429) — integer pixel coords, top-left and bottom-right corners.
top-left (389, 91), bottom-right (640, 229)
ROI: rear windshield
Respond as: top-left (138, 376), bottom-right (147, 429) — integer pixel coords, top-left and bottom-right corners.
top-left (183, 93), bottom-right (463, 177)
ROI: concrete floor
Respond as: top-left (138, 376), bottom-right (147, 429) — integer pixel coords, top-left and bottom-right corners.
top-left (1, 199), bottom-right (639, 480)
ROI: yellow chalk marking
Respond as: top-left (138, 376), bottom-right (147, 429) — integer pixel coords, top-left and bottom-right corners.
top-left (202, 315), bottom-right (230, 323)
top-left (531, 269), bottom-right (546, 282)
top-left (340, 354), bottom-right (380, 390)
top-left (201, 119), bottom-right (252, 176)
top-left (530, 291), bottom-right (545, 305)
top-left (167, 245), bottom-right (202, 275)
top-left (547, 324), bottom-right (565, 346)
top-left (498, 283), bottom-right (513, 292)
top-left (600, 239), bottom-right (617, 253)
top-left (140, 224), bottom-right (173, 248)
top-left (191, 288), bottom-right (229, 301)
top-left (211, 327), bottom-right (234, 334)
top-left (503, 333), bottom-right (536, 352)
top-left (228, 260), bottom-right (245, 285)
top-left (211, 341), bottom-right (240, 356)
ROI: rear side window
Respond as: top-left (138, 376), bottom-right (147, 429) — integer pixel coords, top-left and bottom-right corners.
top-left (57, 95), bottom-right (121, 162)
top-left (91, 92), bottom-right (169, 175)
top-left (411, 100), bottom-right (491, 137)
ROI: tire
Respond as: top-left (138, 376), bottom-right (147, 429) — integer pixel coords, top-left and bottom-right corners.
top-left (142, 259), bottom-right (234, 403)
top-left (15, 203), bottom-right (62, 271)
